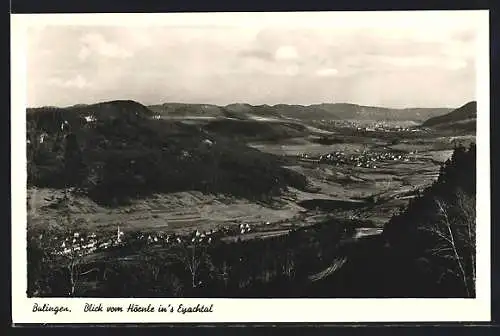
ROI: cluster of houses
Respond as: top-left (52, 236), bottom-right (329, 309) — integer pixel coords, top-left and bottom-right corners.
top-left (239, 223), bottom-right (252, 234)
top-left (312, 120), bottom-right (421, 133)
top-left (54, 226), bottom-right (126, 257)
top-left (135, 229), bottom-right (217, 246)
top-left (355, 126), bottom-right (420, 132)
top-left (83, 115), bottom-right (97, 123)
top-left (298, 150), bottom-right (413, 168)
top-left (51, 219), bottom-right (264, 258)
top-left (55, 232), bottom-right (99, 256)
top-left (354, 122), bottom-right (420, 133)
top-left (139, 222), bottom-right (258, 247)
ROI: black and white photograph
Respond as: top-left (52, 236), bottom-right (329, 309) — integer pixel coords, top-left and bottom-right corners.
top-left (11, 10), bottom-right (490, 323)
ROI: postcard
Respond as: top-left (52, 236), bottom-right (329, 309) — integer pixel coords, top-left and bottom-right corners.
top-left (11, 10), bottom-right (490, 324)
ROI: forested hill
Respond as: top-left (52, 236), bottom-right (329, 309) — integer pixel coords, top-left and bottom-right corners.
top-left (422, 101), bottom-right (476, 132)
top-left (26, 100), bottom-right (308, 206)
top-left (27, 100), bottom-right (157, 133)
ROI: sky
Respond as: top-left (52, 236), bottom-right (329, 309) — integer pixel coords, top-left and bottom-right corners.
top-left (25, 11), bottom-right (483, 108)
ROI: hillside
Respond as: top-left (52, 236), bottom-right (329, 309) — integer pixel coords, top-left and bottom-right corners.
top-left (148, 103), bottom-right (227, 118)
top-left (422, 101), bottom-right (476, 132)
top-left (310, 103), bottom-right (453, 121)
top-left (27, 100), bottom-right (157, 134)
top-left (203, 119), bottom-right (309, 142)
top-left (268, 104), bottom-right (341, 120)
top-left (27, 100), bottom-right (308, 206)
top-left (147, 102), bottom-right (452, 122)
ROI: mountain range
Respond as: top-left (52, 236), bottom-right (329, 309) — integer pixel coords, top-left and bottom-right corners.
top-left (148, 102), bottom-right (454, 122)
top-left (27, 100), bottom-right (476, 129)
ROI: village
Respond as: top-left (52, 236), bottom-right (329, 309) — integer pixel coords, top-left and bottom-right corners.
top-left (311, 119), bottom-right (425, 133)
top-left (50, 220), bottom-right (261, 260)
top-left (297, 149), bottom-right (416, 169)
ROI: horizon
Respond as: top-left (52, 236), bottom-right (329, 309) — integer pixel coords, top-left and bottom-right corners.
top-left (26, 99), bottom-right (471, 110)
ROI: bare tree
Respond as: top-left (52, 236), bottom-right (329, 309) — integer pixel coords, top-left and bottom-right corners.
top-left (219, 261), bottom-right (231, 288)
top-left (142, 251), bottom-right (162, 282)
top-left (282, 250), bottom-right (296, 280)
top-left (138, 248), bottom-right (179, 296)
top-left (168, 238), bottom-right (212, 289)
top-left (419, 189), bottom-right (476, 297)
top-left (39, 190), bottom-right (100, 296)
top-left (456, 189), bottom-right (476, 286)
top-left (29, 216), bottom-right (89, 296)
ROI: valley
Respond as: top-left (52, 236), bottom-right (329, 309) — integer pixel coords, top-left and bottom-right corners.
top-left (26, 99), bottom-right (476, 297)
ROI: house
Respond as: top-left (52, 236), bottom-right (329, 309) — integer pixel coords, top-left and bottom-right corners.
top-left (116, 226), bottom-right (124, 243)
top-left (60, 120), bottom-right (70, 132)
top-left (202, 139), bottom-right (214, 147)
top-left (84, 115), bottom-right (97, 123)
top-left (39, 133), bottom-right (49, 144)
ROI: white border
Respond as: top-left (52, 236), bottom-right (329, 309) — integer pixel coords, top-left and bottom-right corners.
top-left (11, 11), bottom-right (491, 324)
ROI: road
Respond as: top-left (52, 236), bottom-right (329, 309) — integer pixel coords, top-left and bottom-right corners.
top-left (307, 227), bottom-right (384, 282)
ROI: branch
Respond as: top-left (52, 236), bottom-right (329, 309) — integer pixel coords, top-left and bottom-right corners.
top-left (419, 226), bottom-right (453, 245)
top-left (80, 267), bottom-right (100, 276)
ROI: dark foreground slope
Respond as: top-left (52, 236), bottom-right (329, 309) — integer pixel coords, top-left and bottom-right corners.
top-left (27, 100), bottom-right (308, 206)
top-left (304, 144), bottom-right (476, 298)
top-left (422, 101), bottom-right (476, 132)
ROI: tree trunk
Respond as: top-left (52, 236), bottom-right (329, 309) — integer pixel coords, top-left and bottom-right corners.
top-left (191, 271), bottom-right (198, 288)
top-left (68, 264), bottom-right (76, 296)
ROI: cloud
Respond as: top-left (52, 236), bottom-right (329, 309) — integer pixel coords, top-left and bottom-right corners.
top-left (446, 59), bottom-right (468, 70)
top-left (48, 74), bottom-right (90, 89)
top-left (373, 55), bottom-right (469, 71)
top-left (315, 68), bottom-right (339, 77)
top-left (284, 64), bottom-right (300, 76)
top-left (274, 45), bottom-right (299, 61)
top-left (239, 49), bottom-right (275, 61)
top-left (78, 33), bottom-right (133, 61)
